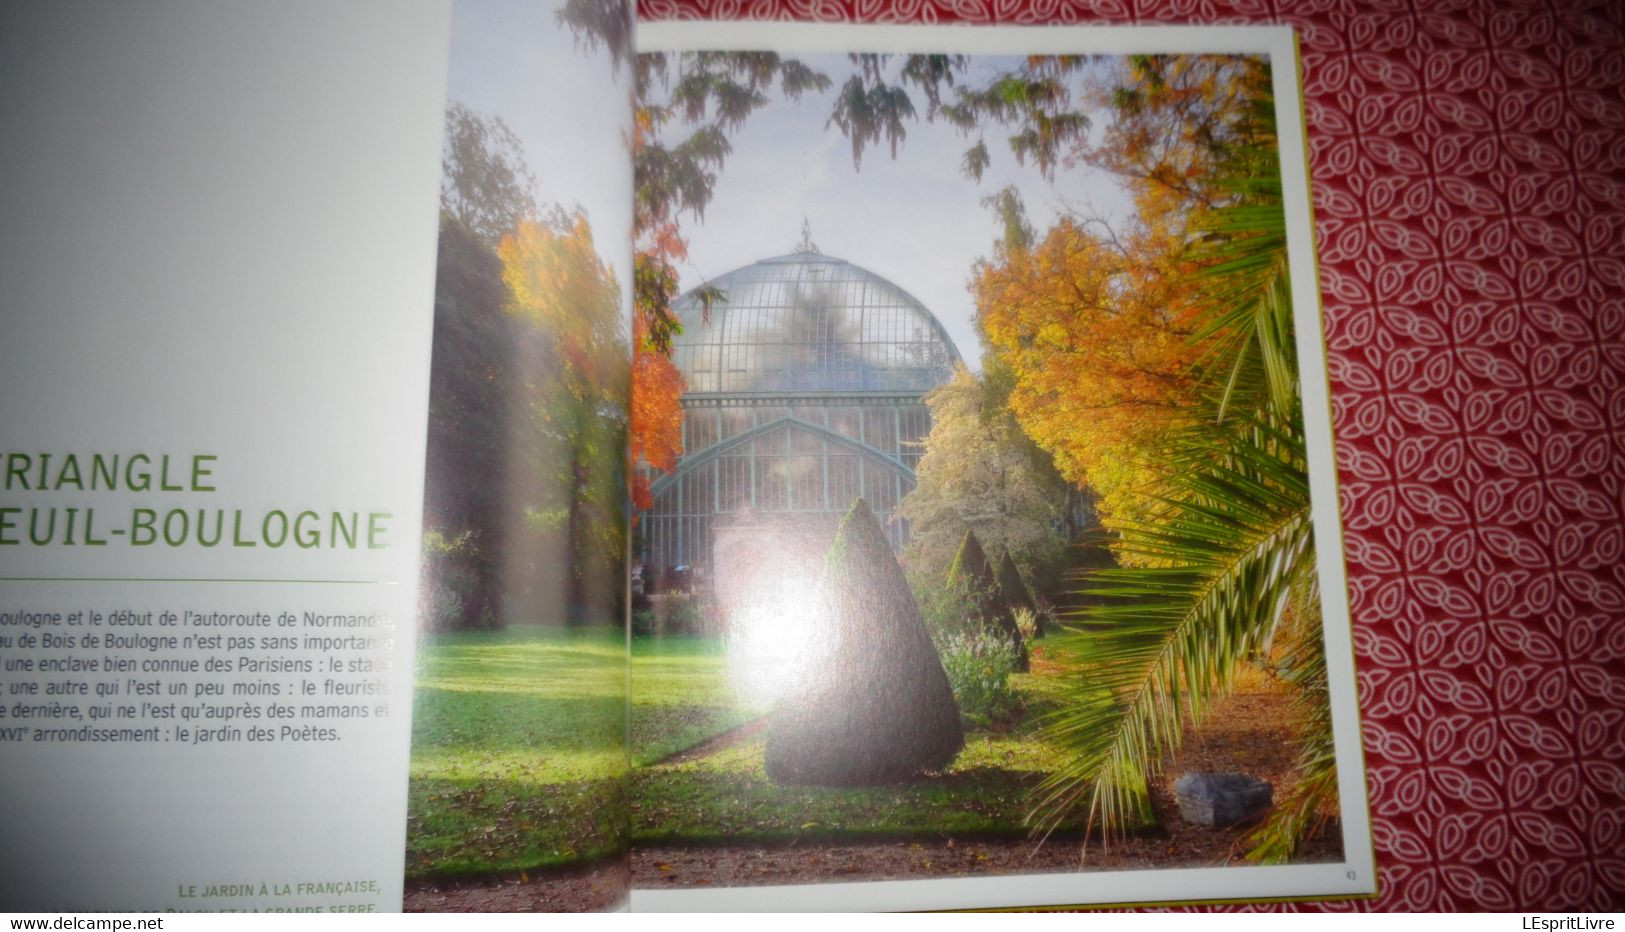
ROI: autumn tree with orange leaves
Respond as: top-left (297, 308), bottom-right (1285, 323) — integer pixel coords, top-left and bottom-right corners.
top-left (990, 58), bottom-right (1340, 863)
top-left (974, 55), bottom-right (1277, 537)
top-left (629, 316), bottom-right (684, 510)
top-left (422, 104), bottom-right (631, 630)
top-left (975, 212), bottom-right (1207, 538)
top-left (559, 0), bottom-right (844, 509)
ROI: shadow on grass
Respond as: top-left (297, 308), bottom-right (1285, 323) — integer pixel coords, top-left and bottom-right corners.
top-left (630, 634), bottom-right (766, 766)
top-left (632, 735), bottom-right (1082, 845)
top-left (628, 635), bottom-right (1100, 847)
top-left (408, 775), bottom-right (627, 880)
top-left (409, 625), bottom-right (628, 879)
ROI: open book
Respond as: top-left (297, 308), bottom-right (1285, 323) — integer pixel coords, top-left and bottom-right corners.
top-left (0, 0), bottom-right (1374, 912)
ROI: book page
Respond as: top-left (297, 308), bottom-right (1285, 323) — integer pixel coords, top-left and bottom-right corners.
top-left (627, 22), bottom-right (1375, 911)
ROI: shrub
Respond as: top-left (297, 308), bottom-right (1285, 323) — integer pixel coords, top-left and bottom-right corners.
top-left (653, 591), bottom-right (710, 635)
top-left (937, 629), bottom-right (1023, 728)
top-left (913, 570), bottom-right (975, 641)
top-left (1012, 606), bottom-right (1039, 642)
top-left (420, 530), bottom-right (498, 632)
top-left (631, 608), bottom-right (657, 637)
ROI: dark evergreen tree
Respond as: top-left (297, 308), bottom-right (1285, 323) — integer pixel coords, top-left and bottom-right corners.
top-left (997, 549), bottom-right (1047, 639)
top-left (420, 216), bottom-right (514, 631)
top-left (420, 106), bottom-right (537, 631)
top-left (948, 531), bottom-right (1028, 670)
top-left (765, 499), bottom-right (964, 785)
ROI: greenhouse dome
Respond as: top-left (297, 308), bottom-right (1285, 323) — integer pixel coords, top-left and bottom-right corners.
top-left (641, 234), bottom-right (961, 580)
top-left (669, 249), bottom-right (959, 394)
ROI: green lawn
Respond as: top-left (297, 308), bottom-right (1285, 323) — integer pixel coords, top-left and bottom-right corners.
top-left (630, 635), bottom-right (1080, 843)
top-left (408, 626), bottom-right (627, 879)
top-left (409, 630), bottom-right (1087, 870)
top-left (630, 635), bottom-right (767, 766)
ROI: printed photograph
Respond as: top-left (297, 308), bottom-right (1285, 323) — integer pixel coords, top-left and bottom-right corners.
top-left (627, 36), bottom-right (1356, 897)
top-left (409, 0), bottom-right (633, 912)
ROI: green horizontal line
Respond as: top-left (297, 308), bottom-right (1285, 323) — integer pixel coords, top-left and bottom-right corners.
top-left (0, 577), bottom-right (395, 585)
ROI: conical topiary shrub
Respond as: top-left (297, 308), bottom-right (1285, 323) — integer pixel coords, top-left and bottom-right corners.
top-left (996, 550), bottom-right (1046, 639)
top-left (764, 499), bottom-right (964, 785)
top-left (948, 531), bottom-right (1028, 670)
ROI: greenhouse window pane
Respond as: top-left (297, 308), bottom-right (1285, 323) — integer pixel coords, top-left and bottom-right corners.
top-left (789, 455), bottom-right (823, 510)
top-left (720, 407), bottom-right (752, 441)
top-left (788, 424), bottom-right (822, 455)
top-left (862, 406), bottom-right (897, 455)
top-left (718, 455), bottom-right (752, 513)
top-left (756, 456), bottom-right (788, 511)
top-left (827, 454), bottom-right (860, 513)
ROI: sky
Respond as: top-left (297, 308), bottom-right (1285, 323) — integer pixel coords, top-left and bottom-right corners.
top-left (657, 53), bottom-right (1135, 370)
top-left (438, 16), bottom-right (1141, 372)
top-left (443, 0), bottom-right (632, 303)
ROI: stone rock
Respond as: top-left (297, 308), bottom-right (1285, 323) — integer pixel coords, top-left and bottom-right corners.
top-left (1173, 772), bottom-right (1273, 827)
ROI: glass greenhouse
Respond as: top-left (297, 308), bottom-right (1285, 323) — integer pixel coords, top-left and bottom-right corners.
top-left (641, 239), bottom-right (961, 579)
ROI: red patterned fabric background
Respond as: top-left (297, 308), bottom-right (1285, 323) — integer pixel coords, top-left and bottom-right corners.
top-left (637, 0), bottom-right (1625, 911)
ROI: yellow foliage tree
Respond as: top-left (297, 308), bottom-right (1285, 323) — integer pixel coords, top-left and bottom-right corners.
top-left (973, 54), bottom-right (1274, 542)
top-left (499, 210), bottom-right (624, 391)
top-left (975, 215), bottom-right (1205, 539)
top-left (496, 210), bottom-right (629, 622)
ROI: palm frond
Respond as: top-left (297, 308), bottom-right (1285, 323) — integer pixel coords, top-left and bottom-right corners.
top-left (1030, 412), bottom-right (1315, 846)
top-left (1032, 137), bottom-right (1337, 859)
top-left (1187, 180), bottom-right (1296, 419)
top-left (1244, 578), bottom-right (1339, 862)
